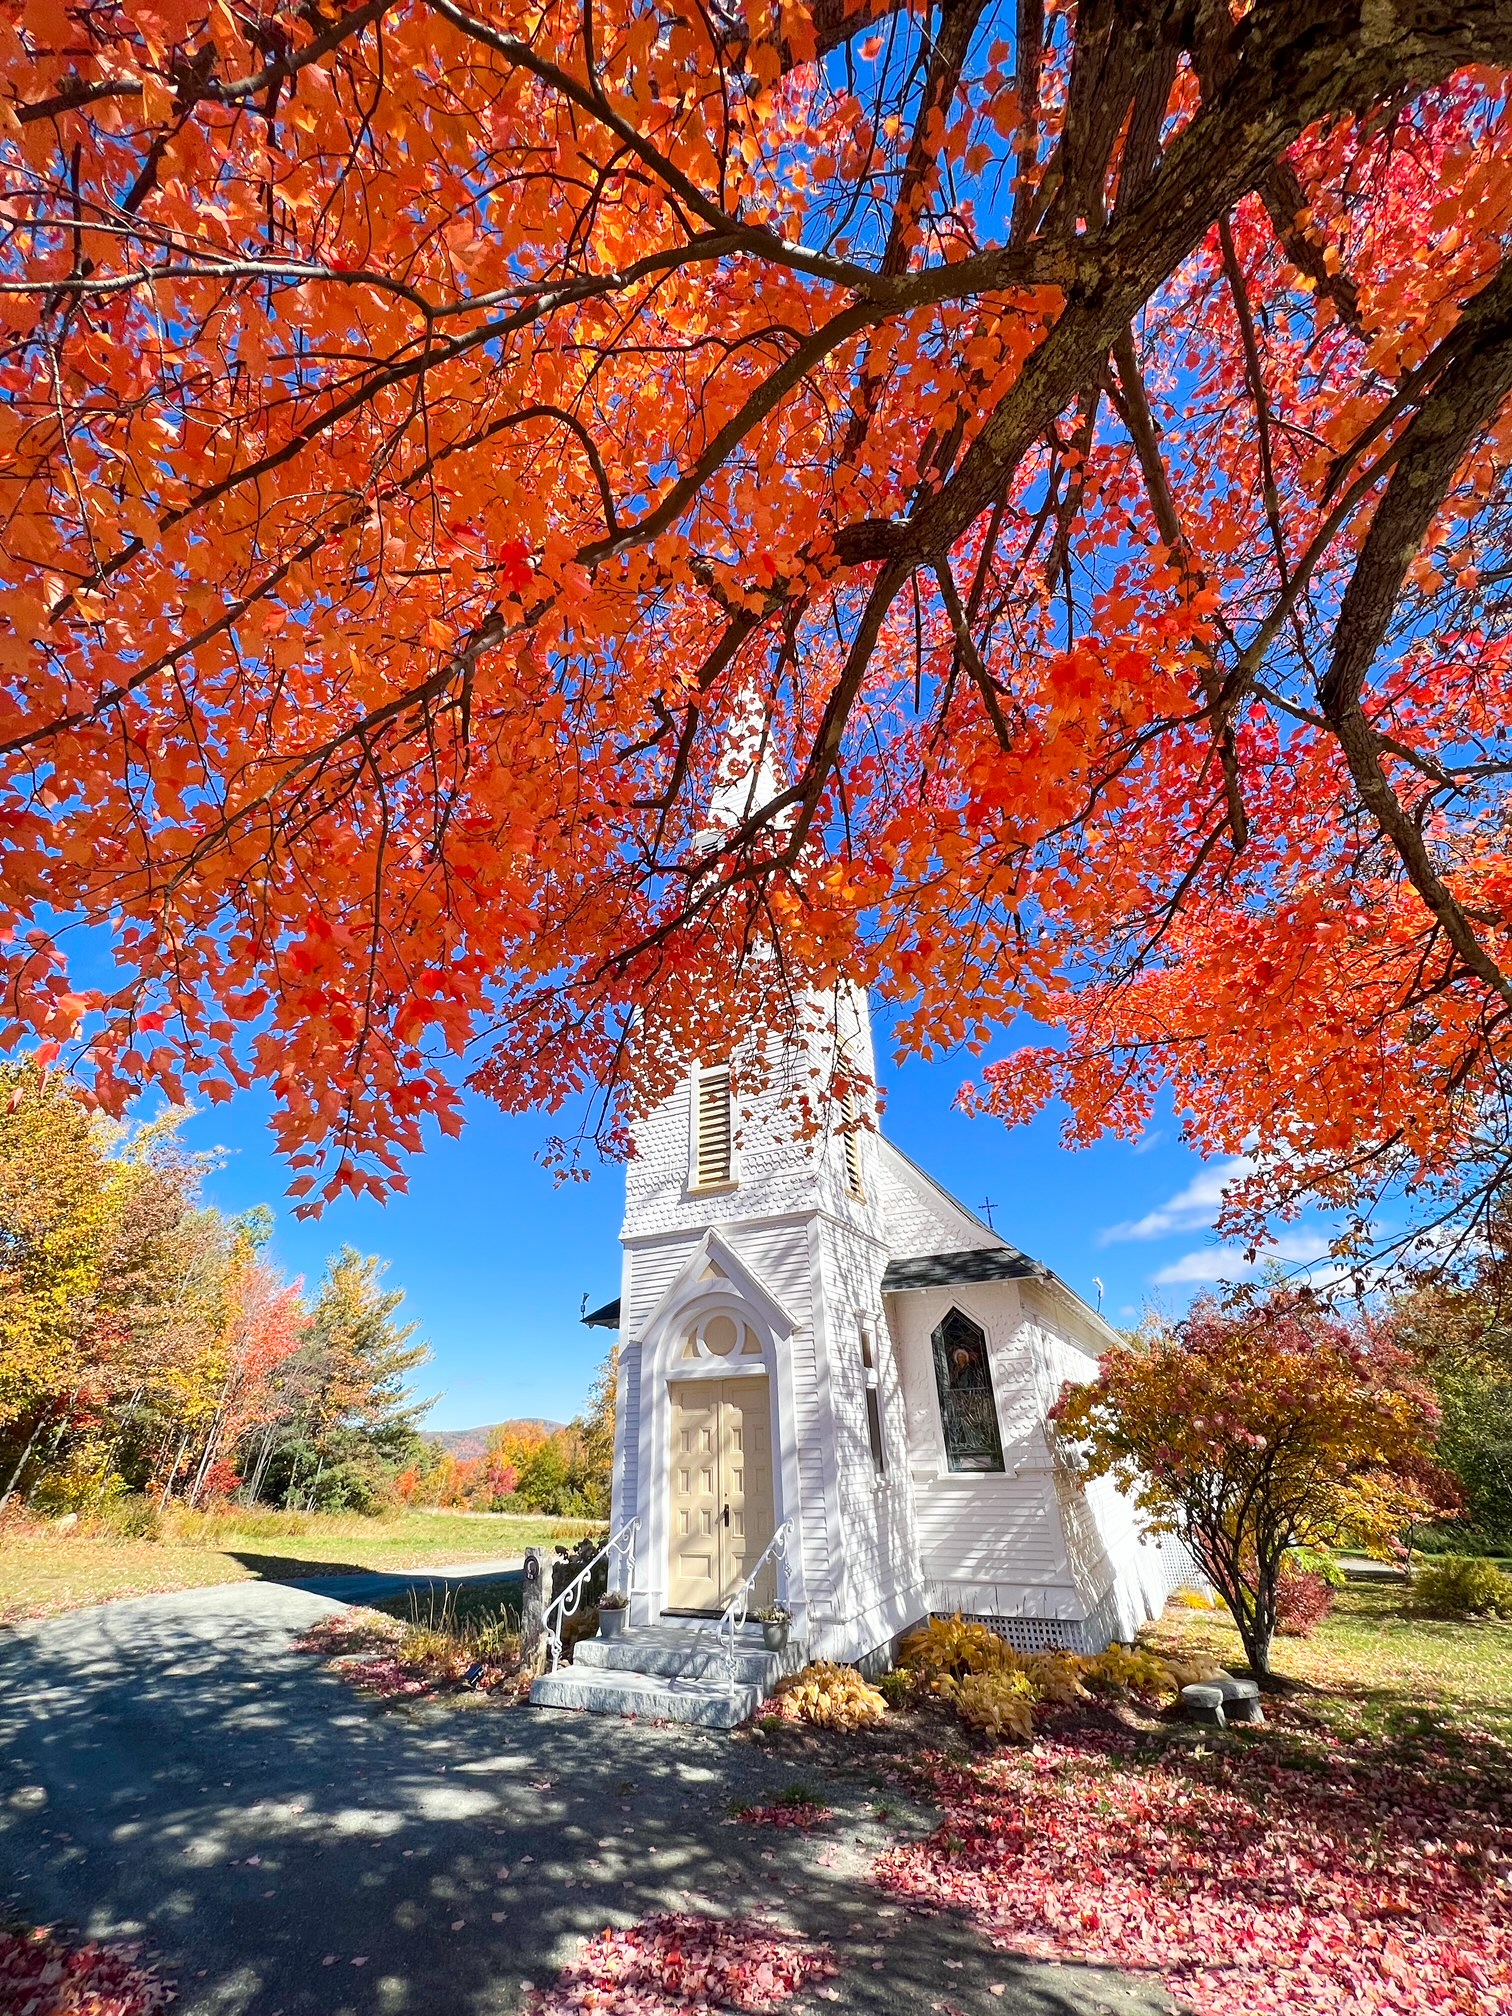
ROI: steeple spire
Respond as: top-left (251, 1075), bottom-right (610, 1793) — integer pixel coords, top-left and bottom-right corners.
top-left (693, 693), bottom-right (789, 852)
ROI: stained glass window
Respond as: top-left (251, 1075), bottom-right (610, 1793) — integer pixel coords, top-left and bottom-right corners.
top-left (930, 1308), bottom-right (1004, 1472)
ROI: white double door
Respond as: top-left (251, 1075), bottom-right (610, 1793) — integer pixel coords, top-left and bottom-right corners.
top-left (666, 1376), bottom-right (776, 1612)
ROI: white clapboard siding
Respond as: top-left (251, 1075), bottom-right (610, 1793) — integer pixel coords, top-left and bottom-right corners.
top-left (724, 1221), bottom-right (813, 1318)
top-left (912, 1473), bottom-right (1065, 1583)
top-left (613, 1340), bottom-right (641, 1529)
top-left (625, 1238), bottom-right (701, 1332)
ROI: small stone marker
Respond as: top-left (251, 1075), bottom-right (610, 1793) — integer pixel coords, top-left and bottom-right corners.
top-left (522, 1547), bottom-right (550, 1674)
top-left (1213, 1675), bottom-right (1264, 1725)
top-left (1179, 1683), bottom-right (1227, 1728)
top-left (1180, 1675), bottom-right (1263, 1728)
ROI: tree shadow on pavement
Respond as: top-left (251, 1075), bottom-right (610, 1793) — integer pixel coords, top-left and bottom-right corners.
top-left (226, 1551), bottom-right (383, 1583)
top-left (0, 1584), bottom-right (1171, 2016)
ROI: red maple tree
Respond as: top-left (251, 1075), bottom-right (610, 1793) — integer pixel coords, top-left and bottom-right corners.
top-left (3, 2), bottom-right (1511, 1236)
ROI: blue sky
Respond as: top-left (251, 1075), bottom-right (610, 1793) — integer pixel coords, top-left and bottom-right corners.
top-left (175, 1024), bottom-right (1333, 1431)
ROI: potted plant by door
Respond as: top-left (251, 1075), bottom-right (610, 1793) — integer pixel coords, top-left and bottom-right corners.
top-left (754, 1603), bottom-right (790, 1654)
top-left (598, 1592), bottom-right (629, 1640)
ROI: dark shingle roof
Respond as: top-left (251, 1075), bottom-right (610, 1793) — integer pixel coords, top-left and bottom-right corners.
top-left (881, 1246), bottom-right (1047, 1292)
top-left (584, 1245), bottom-right (1050, 1325)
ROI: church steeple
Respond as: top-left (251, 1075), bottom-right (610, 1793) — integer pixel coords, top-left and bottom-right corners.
top-left (692, 693), bottom-right (790, 853)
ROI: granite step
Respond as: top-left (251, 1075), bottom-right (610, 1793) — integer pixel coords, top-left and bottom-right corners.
top-left (529, 1663), bottom-right (764, 1728)
top-left (573, 1629), bottom-right (794, 1688)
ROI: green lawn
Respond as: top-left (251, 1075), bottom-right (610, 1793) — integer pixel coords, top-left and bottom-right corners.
top-left (0, 1507), bottom-right (599, 1626)
top-left (1144, 1581), bottom-right (1512, 1742)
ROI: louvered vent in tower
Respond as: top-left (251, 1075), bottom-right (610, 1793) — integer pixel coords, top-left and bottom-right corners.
top-left (841, 1085), bottom-right (865, 1198)
top-left (694, 1066), bottom-right (732, 1188)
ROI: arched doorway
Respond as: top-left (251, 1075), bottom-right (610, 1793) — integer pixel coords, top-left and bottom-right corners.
top-left (665, 1306), bottom-right (776, 1612)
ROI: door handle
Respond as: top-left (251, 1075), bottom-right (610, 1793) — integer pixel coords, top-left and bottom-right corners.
top-left (722, 1503), bottom-right (730, 1527)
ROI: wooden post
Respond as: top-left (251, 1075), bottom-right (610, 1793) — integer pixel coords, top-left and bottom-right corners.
top-left (521, 1546), bottom-right (551, 1675)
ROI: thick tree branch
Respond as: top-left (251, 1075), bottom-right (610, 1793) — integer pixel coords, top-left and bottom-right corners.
top-left (1319, 257), bottom-right (1512, 1010)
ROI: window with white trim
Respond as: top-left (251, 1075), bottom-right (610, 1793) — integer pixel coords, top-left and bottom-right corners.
top-left (692, 1064), bottom-right (733, 1189)
top-left (860, 1322), bottom-right (886, 1476)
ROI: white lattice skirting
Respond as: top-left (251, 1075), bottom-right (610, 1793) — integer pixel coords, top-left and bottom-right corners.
top-left (947, 1608), bottom-right (1114, 1654)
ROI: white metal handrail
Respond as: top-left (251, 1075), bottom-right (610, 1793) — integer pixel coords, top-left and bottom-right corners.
top-left (711, 1518), bottom-right (793, 1691)
top-left (542, 1517), bottom-right (640, 1672)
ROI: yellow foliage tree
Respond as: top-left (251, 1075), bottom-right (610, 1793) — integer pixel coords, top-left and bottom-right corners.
top-left (0, 1063), bottom-right (116, 1499)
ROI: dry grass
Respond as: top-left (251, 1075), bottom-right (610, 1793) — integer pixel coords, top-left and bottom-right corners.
top-left (294, 1583), bottom-right (526, 1701)
top-left (0, 1506), bottom-right (598, 1626)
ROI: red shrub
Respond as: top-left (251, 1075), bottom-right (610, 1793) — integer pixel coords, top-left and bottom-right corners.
top-left (196, 1459), bottom-right (243, 1504)
top-left (1277, 1564), bottom-right (1335, 1637)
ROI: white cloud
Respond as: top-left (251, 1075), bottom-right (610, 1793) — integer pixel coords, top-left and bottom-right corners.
top-left (1101, 1156), bottom-right (1254, 1244)
top-left (1150, 1248), bottom-right (1251, 1286)
top-left (1150, 1230), bottom-right (1333, 1288)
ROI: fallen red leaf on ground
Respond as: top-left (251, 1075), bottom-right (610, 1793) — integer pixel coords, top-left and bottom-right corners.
top-left (732, 1798), bottom-right (835, 1830)
top-left (876, 1720), bottom-right (1511, 2016)
top-left (0, 1926), bottom-right (172, 2016)
top-left (528, 1912), bottom-right (837, 2014)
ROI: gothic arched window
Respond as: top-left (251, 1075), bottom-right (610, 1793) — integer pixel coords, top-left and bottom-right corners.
top-left (930, 1308), bottom-right (1005, 1472)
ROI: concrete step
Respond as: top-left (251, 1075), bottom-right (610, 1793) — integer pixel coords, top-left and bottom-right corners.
top-left (529, 1664), bottom-right (763, 1728)
top-left (574, 1629), bottom-right (788, 1687)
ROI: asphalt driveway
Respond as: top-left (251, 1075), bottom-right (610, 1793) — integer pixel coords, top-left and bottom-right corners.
top-left (0, 1578), bottom-right (1171, 2016)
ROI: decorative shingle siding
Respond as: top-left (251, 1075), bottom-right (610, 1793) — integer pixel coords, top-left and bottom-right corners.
top-left (873, 1140), bottom-right (1003, 1259)
top-left (624, 1014), bottom-right (886, 1246)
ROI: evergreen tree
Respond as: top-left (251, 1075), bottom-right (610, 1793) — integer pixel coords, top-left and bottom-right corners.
top-left (263, 1248), bottom-right (432, 1512)
top-left (1397, 1282), bottom-right (1512, 1551)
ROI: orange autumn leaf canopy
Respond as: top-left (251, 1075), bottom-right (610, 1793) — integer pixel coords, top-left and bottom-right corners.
top-left (3, 1), bottom-right (1512, 1221)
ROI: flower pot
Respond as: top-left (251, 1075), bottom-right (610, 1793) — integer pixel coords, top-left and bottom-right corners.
top-left (760, 1619), bottom-right (789, 1654)
top-left (599, 1605), bottom-right (628, 1639)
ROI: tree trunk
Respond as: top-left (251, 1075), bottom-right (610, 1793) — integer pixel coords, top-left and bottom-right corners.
top-left (1237, 1615), bottom-right (1275, 1683)
top-left (188, 1371), bottom-right (237, 1507)
top-left (0, 1408), bottom-right (48, 1508)
top-left (159, 1432), bottom-right (189, 1508)
top-left (1202, 1555), bottom-right (1277, 1686)
top-left (26, 1393), bottom-right (78, 1505)
top-left (243, 1425), bottom-right (275, 1504)
top-left (1238, 1560), bottom-right (1280, 1685)
top-left (92, 1386), bottom-right (146, 1504)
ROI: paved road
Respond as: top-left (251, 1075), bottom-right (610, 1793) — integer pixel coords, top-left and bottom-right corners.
top-left (0, 1581), bottom-right (1171, 2016)
top-left (286, 1557), bottom-right (527, 1603)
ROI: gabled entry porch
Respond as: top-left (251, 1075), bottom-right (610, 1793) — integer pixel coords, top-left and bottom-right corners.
top-left (620, 1227), bottom-right (810, 1640)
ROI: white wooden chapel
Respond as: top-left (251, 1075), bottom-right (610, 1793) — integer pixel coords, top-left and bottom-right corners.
top-left (578, 981), bottom-right (1190, 1671)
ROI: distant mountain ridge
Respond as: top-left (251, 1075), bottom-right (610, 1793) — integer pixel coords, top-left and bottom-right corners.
top-left (424, 1419), bottom-right (565, 1462)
